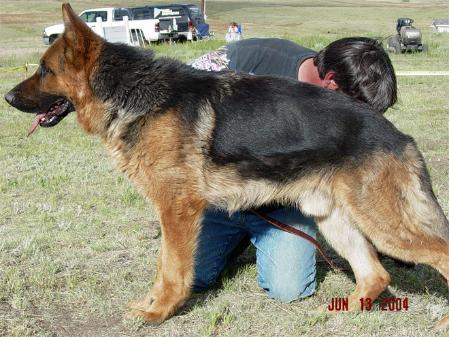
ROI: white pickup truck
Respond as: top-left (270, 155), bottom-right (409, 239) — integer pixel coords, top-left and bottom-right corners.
top-left (42, 7), bottom-right (160, 45)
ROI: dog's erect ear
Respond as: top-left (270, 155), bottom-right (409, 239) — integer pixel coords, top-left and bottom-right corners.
top-left (62, 3), bottom-right (92, 42)
top-left (61, 3), bottom-right (101, 65)
top-left (62, 3), bottom-right (78, 30)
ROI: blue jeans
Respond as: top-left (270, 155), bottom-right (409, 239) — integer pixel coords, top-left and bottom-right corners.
top-left (193, 207), bottom-right (317, 302)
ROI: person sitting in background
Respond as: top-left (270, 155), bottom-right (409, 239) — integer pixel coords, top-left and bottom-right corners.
top-left (189, 37), bottom-right (397, 303)
top-left (225, 22), bottom-right (242, 42)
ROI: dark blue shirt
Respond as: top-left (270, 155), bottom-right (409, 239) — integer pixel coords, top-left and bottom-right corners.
top-left (226, 38), bottom-right (316, 79)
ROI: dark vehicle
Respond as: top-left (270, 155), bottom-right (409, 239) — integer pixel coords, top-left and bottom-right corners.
top-left (387, 18), bottom-right (425, 53)
top-left (129, 4), bottom-right (205, 41)
top-left (154, 4), bottom-right (203, 41)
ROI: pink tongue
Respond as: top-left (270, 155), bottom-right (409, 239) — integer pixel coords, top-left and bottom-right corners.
top-left (27, 113), bottom-right (46, 137)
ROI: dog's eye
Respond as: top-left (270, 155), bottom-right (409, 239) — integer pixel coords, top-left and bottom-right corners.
top-left (38, 63), bottom-right (53, 77)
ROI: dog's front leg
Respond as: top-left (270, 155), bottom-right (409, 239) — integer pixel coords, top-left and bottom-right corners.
top-left (128, 193), bottom-right (207, 323)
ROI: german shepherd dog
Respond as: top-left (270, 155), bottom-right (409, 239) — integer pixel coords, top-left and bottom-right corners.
top-left (5, 4), bottom-right (449, 329)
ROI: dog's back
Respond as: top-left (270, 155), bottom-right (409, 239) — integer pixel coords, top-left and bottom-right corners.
top-left (208, 74), bottom-right (412, 182)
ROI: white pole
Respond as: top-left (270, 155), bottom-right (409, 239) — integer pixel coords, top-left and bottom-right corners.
top-left (94, 16), bottom-right (104, 38)
top-left (124, 16), bottom-right (131, 45)
top-left (201, 0), bottom-right (207, 21)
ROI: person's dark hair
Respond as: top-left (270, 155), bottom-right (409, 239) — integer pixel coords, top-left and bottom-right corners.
top-left (314, 37), bottom-right (397, 114)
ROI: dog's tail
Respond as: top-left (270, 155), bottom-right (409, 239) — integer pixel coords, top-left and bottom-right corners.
top-left (385, 144), bottom-right (449, 331)
top-left (336, 142), bottom-right (449, 264)
top-left (401, 146), bottom-right (449, 243)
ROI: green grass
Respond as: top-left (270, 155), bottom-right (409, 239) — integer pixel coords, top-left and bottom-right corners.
top-left (1, 1), bottom-right (449, 336)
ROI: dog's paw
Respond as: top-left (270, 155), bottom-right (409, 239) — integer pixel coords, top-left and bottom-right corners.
top-left (126, 308), bottom-right (167, 325)
top-left (126, 294), bottom-right (175, 324)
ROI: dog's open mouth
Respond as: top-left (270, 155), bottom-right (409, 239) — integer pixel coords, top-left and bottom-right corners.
top-left (28, 99), bottom-right (73, 136)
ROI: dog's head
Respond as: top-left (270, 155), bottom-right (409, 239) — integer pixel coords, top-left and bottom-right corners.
top-left (4, 3), bottom-right (104, 135)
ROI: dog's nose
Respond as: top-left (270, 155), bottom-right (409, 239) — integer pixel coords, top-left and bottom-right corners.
top-left (4, 91), bottom-right (15, 105)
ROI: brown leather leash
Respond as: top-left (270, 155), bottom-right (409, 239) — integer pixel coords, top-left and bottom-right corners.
top-left (251, 209), bottom-right (340, 272)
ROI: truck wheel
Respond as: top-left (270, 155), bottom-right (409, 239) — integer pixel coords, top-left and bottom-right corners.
top-left (421, 44), bottom-right (428, 52)
top-left (49, 35), bottom-right (59, 44)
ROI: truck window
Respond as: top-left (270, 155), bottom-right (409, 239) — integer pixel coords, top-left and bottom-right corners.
top-left (113, 9), bottom-right (131, 21)
top-left (79, 11), bottom-right (108, 23)
top-left (130, 7), bottom-right (154, 20)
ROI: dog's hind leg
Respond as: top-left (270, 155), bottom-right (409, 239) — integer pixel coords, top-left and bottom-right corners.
top-left (347, 202), bottom-right (449, 330)
top-left (347, 198), bottom-right (449, 329)
top-left (316, 207), bottom-right (391, 311)
top-left (128, 192), bottom-right (207, 323)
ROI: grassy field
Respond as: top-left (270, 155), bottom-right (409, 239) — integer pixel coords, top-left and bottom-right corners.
top-left (1, 0), bottom-right (449, 336)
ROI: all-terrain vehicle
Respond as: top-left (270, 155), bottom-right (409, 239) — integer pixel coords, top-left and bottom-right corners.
top-left (387, 18), bottom-right (425, 53)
